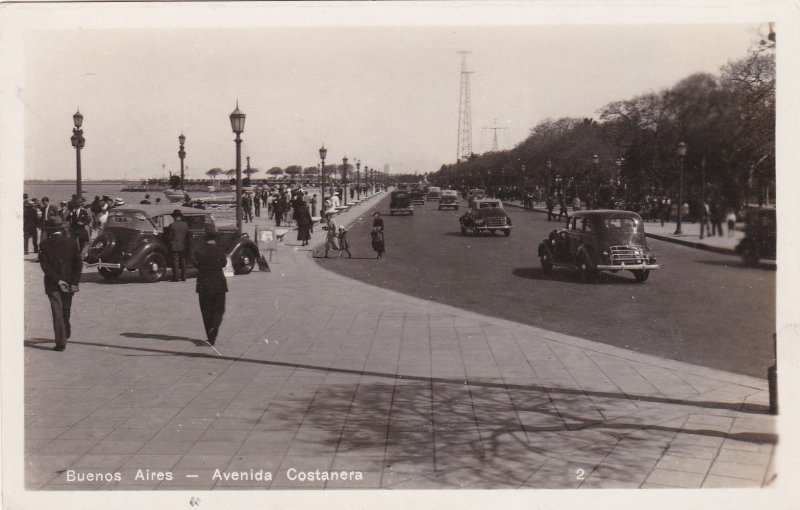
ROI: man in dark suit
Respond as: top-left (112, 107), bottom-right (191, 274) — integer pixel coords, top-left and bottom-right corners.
top-left (38, 197), bottom-right (59, 242)
top-left (165, 209), bottom-right (191, 282)
top-left (193, 230), bottom-right (228, 345)
top-left (38, 216), bottom-right (82, 351)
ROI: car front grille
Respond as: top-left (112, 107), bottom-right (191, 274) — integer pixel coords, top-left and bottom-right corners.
top-left (610, 245), bottom-right (642, 263)
top-left (485, 216), bottom-right (507, 227)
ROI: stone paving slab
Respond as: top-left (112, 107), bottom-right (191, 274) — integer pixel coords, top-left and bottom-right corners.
top-left (16, 191), bottom-right (778, 492)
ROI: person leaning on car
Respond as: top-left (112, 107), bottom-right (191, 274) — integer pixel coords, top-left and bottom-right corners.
top-left (165, 209), bottom-right (191, 282)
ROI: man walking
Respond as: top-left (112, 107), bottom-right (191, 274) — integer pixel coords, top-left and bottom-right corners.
top-left (193, 230), bottom-right (228, 346)
top-left (38, 197), bottom-right (58, 243)
top-left (24, 198), bottom-right (39, 255)
top-left (38, 216), bottom-right (82, 351)
top-left (166, 209), bottom-right (191, 281)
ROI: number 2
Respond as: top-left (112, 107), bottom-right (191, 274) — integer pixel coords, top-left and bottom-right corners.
top-left (576, 468), bottom-right (585, 480)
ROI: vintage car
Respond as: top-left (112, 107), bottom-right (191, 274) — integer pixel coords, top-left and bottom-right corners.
top-left (538, 210), bottom-right (659, 282)
top-left (389, 190), bottom-right (414, 215)
top-left (459, 198), bottom-right (512, 236)
top-left (426, 186), bottom-right (442, 202)
top-left (438, 190), bottom-right (460, 210)
top-left (466, 188), bottom-right (486, 207)
top-left (85, 205), bottom-right (261, 282)
top-left (736, 208), bottom-right (776, 266)
top-left (410, 189), bottom-right (426, 205)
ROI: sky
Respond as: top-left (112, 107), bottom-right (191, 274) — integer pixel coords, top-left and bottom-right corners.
top-left (21, 15), bottom-right (762, 180)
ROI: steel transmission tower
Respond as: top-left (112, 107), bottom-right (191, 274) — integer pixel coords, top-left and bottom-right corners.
top-left (456, 51), bottom-right (474, 163)
top-left (483, 118), bottom-right (508, 152)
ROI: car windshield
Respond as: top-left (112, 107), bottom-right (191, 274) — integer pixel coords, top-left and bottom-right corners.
top-left (106, 210), bottom-right (157, 230)
top-left (478, 201), bottom-right (501, 208)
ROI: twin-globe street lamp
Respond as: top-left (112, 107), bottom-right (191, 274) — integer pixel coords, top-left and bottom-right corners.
top-left (229, 103), bottom-right (246, 231)
top-left (70, 109), bottom-right (85, 200)
top-left (675, 141), bottom-right (688, 235)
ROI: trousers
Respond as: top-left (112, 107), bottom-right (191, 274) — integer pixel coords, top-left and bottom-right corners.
top-left (47, 290), bottom-right (73, 348)
top-left (199, 292), bottom-right (225, 341)
top-left (171, 250), bottom-right (187, 281)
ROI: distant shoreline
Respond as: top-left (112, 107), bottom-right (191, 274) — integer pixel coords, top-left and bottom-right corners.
top-left (25, 180), bottom-right (128, 185)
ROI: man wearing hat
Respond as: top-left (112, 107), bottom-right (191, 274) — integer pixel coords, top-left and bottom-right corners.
top-left (193, 229), bottom-right (228, 345)
top-left (38, 216), bottom-right (82, 351)
top-left (38, 197), bottom-right (59, 243)
top-left (23, 198), bottom-right (39, 255)
top-left (165, 209), bottom-right (191, 282)
top-left (140, 194), bottom-right (152, 205)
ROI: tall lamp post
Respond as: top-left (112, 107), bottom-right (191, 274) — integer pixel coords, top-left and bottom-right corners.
top-left (70, 109), bottom-right (85, 200)
top-left (229, 102), bottom-right (246, 231)
top-left (356, 160), bottom-right (361, 200)
top-left (319, 145), bottom-right (327, 214)
top-left (675, 141), bottom-right (687, 235)
top-left (178, 133), bottom-right (186, 190)
top-left (342, 156), bottom-right (349, 205)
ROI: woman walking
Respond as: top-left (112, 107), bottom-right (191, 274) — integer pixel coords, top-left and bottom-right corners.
top-left (371, 212), bottom-right (385, 259)
top-left (296, 199), bottom-right (313, 246)
top-left (323, 212), bottom-right (340, 258)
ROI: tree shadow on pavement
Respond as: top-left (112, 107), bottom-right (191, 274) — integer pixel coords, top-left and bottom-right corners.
top-left (268, 380), bottom-right (775, 488)
top-left (121, 332), bottom-right (207, 346)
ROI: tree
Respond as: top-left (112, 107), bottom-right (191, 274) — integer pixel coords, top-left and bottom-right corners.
top-left (284, 165), bottom-right (303, 179)
top-left (303, 166), bottom-right (319, 176)
top-left (206, 168), bottom-right (223, 180)
top-left (267, 167), bottom-right (284, 179)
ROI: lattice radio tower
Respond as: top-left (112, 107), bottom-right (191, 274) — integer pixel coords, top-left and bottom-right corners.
top-left (456, 51), bottom-right (474, 163)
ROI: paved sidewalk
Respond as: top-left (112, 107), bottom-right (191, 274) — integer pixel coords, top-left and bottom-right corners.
top-left (21, 191), bottom-right (776, 491)
top-left (504, 201), bottom-right (753, 256)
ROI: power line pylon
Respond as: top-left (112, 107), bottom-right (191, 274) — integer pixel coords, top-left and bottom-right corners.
top-left (483, 118), bottom-right (508, 152)
top-left (456, 51), bottom-right (473, 163)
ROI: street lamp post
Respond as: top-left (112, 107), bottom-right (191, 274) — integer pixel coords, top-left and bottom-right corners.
top-left (342, 156), bottom-right (349, 205)
top-left (592, 154), bottom-right (600, 209)
top-left (70, 109), bottom-right (85, 200)
top-left (178, 133), bottom-right (186, 190)
top-left (356, 160), bottom-right (361, 200)
top-left (675, 142), bottom-right (687, 235)
top-left (229, 102), bottom-right (246, 232)
top-left (319, 145), bottom-right (327, 215)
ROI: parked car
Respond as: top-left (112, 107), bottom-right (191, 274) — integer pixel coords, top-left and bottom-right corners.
top-left (389, 190), bottom-right (414, 215)
top-left (736, 208), bottom-right (776, 266)
top-left (537, 210), bottom-right (659, 283)
top-left (438, 190), bottom-right (460, 210)
top-left (85, 205), bottom-right (261, 282)
top-left (459, 198), bottom-right (512, 236)
top-left (426, 186), bottom-right (442, 202)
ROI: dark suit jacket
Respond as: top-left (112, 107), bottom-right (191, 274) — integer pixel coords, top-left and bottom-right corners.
top-left (194, 241), bottom-right (228, 295)
top-left (38, 204), bottom-right (59, 228)
top-left (166, 219), bottom-right (191, 252)
top-left (39, 233), bottom-right (82, 294)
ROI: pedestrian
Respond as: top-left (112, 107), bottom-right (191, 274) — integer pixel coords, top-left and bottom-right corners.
top-left (23, 198), bottom-right (39, 255)
top-left (38, 197), bottom-right (59, 243)
top-left (90, 196), bottom-right (102, 229)
top-left (140, 194), bottom-right (151, 205)
top-left (573, 195), bottom-right (581, 211)
top-left (67, 202), bottom-right (91, 253)
top-left (557, 194), bottom-right (568, 221)
top-left (545, 195), bottom-right (555, 221)
top-left (38, 216), bottom-right (82, 351)
top-left (337, 225), bottom-right (352, 258)
top-left (371, 212), bottom-right (385, 259)
top-left (725, 208), bottom-right (737, 238)
top-left (193, 229), bottom-right (228, 346)
top-left (165, 209), bottom-right (191, 282)
top-left (709, 200), bottom-right (721, 236)
top-left (254, 192), bottom-right (261, 217)
top-left (296, 199), bottom-right (313, 246)
top-left (310, 194), bottom-right (318, 217)
top-left (323, 212), bottom-right (339, 258)
top-left (699, 200), bottom-right (710, 239)
top-left (155, 197), bottom-right (162, 205)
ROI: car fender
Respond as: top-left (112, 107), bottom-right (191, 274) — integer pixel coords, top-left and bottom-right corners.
top-left (575, 245), bottom-right (596, 266)
top-left (227, 238), bottom-right (260, 258)
top-left (125, 241), bottom-right (168, 269)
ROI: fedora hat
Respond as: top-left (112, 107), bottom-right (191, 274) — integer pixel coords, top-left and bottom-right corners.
top-left (171, 209), bottom-right (183, 217)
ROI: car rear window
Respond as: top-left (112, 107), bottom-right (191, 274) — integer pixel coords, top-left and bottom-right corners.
top-left (107, 211), bottom-right (156, 230)
top-left (603, 217), bottom-right (639, 231)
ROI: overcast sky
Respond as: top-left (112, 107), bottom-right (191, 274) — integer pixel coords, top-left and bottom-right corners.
top-left (22, 16), bottom-right (760, 180)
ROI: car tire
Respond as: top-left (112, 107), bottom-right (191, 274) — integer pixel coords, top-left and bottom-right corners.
top-left (234, 247), bottom-right (256, 275)
top-left (139, 252), bottom-right (167, 283)
top-left (633, 270), bottom-right (650, 282)
top-left (90, 232), bottom-right (116, 260)
top-left (578, 253), bottom-right (599, 283)
top-left (98, 267), bottom-right (123, 281)
top-left (503, 230), bottom-right (511, 237)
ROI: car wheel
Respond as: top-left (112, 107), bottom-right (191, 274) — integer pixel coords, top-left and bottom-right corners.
top-left (98, 267), bottom-right (123, 281)
top-left (742, 242), bottom-right (759, 266)
top-left (139, 252), bottom-right (167, 283)
top-left (633, 270), bottom-right (650, 282)
top-left (90, 232), bottom-right (116, 260)
top-left (578, 253), bottom-right (599, 283)
top-left (234, 247), bottom-right (256, 275)
top-left (503, 230), bottom-right (511, 237)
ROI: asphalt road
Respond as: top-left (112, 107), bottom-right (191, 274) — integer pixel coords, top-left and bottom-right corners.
top-left (316, 195), bottom-right (776, 378)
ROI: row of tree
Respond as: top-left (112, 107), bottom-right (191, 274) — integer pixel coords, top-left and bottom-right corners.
top-left (432, 49), bottom-right (775, 210)
top-left (204, 163), bottom-right (382, 181)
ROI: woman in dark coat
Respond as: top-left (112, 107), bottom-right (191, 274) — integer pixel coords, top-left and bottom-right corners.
top-left (296, 200), bottom-right (313, 246)
top-left (371, 212), bottom-right (385, 259)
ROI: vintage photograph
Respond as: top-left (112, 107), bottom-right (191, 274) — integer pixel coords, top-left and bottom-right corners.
top-left (1, 1), bottom-right (797, 509)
